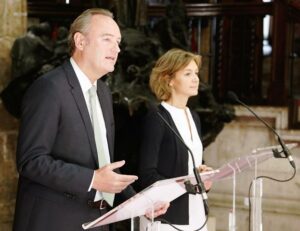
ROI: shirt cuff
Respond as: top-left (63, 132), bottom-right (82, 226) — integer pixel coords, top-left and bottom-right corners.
top-left (88, 171), bottom-right (95, 191)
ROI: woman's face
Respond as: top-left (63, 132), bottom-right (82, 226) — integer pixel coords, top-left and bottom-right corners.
top-left (169, 60), bottom-right (199, 99)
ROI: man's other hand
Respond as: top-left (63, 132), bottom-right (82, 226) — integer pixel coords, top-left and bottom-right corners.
top-left (92, 160), bottom-right (138, 193)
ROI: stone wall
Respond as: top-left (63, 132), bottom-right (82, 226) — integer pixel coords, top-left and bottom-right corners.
top-left (0, 0), bottom-right (27, 91)
top-left (0, 102), bottom-right (18, 231)
top-left (0, 0), bottom-right (27, 230)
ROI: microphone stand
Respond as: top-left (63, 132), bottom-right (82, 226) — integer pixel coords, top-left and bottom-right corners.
top-left (157, 112), bottom-right (209, 215)
top-left (227, 91), bottom-right (297, 231)
top-left (227, 91), bottom-right (296, 170)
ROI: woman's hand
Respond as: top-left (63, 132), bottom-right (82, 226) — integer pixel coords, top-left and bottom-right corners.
top-left (198, 164), bottom-right (213, 191)
top-left (145, 201), bottom-right (170, 219)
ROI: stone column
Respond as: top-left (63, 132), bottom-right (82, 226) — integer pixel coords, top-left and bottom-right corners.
top-left (0, 104), bottom-right (19, 230)
top-left (0, 0), bottom-right (27, 90)
top-left (0, 0), bottom-right (26, 230)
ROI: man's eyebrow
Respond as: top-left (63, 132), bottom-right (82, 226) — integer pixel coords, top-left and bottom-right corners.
top-left (100, 33), bottom-right (113, 37)
top-left (100, 33), bottom-right (121, 43)
top-left (100, 33), bottom-right (121, 39)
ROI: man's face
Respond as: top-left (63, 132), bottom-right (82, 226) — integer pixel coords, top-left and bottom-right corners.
top-left (81, 14), bottom-right (121, 80)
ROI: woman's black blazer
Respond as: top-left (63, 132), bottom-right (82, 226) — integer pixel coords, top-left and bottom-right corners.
top-left (138, 104), bottom-right (202, 225)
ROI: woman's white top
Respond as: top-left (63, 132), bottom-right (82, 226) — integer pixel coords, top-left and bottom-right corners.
top-left (140, 102), bottom-right (207, 231)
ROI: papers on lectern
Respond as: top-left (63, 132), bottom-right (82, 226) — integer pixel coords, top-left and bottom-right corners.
top-left (82, 143), bottom-right (297, 229)
top-left (82, 170), bottom-right (219, 229)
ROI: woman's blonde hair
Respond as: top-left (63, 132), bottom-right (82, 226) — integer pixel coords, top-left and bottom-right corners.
top-left (68, 8), bottom-right (113, 55)
top-left (150, 48), bottom-right (201, 101)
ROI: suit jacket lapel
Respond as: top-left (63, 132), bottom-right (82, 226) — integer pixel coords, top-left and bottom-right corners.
top-left (62, 61), bottom-right (98, 164)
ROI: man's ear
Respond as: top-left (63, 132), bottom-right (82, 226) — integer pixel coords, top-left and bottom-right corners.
top-left (74, 32), bottom-right (86, 50)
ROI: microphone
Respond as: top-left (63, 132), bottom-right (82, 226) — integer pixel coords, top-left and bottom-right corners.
top-left (156, 111), bottom-right (209, 215)
top-left (227, 91), bottom-right (296, 169)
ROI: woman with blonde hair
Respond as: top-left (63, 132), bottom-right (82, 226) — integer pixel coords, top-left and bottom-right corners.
top-left (138, 48), bottom-right (212, 230)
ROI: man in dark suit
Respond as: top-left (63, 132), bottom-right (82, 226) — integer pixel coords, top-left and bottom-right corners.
top-left (13, 8), bottom-right (168, 231)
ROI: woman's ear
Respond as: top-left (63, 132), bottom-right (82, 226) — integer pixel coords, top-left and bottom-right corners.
top-left (167, 75), bottom-right (173, 87)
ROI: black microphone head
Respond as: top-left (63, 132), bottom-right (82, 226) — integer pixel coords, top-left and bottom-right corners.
top-left (227, 91), bottom-right (239, 103)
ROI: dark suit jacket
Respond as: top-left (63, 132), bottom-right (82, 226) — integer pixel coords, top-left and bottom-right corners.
top-left (13, 60), bottom-right (134, 231)
top-left (138, 104), bottom-right (202, 225)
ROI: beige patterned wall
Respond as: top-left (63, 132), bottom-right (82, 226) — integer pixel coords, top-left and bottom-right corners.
top-left (0, 0), bottom-right (27, 90)
top-left (204, 106), bottom-right (300, 231)
top-left (0, 0), bottom-right (26, 230)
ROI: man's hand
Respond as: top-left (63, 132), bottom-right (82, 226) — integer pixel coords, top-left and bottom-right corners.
top-left (145, 201), bottom-right (170, 219)
top-left (92, 160), bottom-right (138, 193)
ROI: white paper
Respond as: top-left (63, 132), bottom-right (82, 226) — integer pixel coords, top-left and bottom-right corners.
top-left (82, 143), bottom-right (297, 229)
